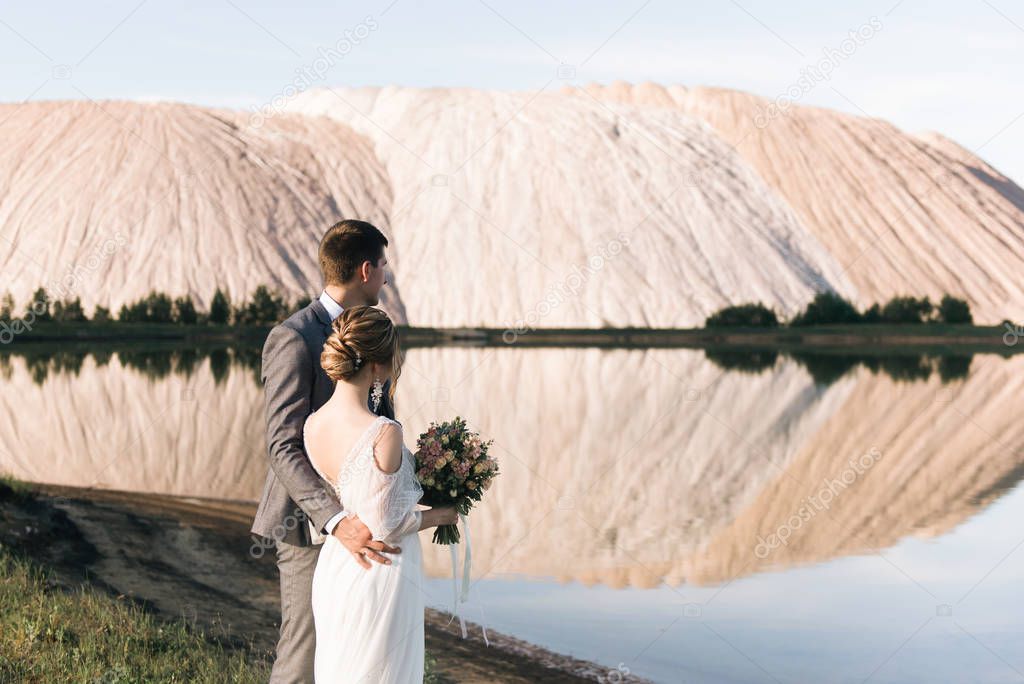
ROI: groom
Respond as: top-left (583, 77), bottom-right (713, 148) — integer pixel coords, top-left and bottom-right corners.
top-left (251, 219), bottom-right (400, 683)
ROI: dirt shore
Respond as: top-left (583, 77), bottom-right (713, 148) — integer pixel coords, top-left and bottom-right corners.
top-left (0, 483), bottom-right (641, 683)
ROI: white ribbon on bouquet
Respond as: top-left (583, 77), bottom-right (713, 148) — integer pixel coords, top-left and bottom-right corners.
top-left (445, 513), bottom-right (489, 645)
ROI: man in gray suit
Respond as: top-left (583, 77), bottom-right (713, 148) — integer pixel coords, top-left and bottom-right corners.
top-left (251, 219), bottom-right (399, 683)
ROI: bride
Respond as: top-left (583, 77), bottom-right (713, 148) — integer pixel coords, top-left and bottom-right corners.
top-left (303, 306), bottom-right (457, 683)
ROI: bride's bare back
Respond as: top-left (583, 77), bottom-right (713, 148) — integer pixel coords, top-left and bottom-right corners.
top-left (304, 405), bottom-right (403, 483)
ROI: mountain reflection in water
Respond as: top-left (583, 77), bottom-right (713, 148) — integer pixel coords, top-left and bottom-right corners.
top-left (1, 345), bottom-right (1020, 590)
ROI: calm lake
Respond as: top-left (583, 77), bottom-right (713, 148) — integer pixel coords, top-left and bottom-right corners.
top-left (2, 343), bottom-right (1022, 683)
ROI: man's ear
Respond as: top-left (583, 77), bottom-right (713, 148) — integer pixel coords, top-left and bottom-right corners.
top-left (359, 260), bottom-right (372, 283)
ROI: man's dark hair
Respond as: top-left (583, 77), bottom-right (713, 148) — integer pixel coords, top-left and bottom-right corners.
top-left (318, 220), bottom-right (389, 285)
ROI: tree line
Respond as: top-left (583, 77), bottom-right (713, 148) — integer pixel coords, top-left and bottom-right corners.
top-left (704, 292), bottom-right (976, 328)
top-left (0, 287), bottom-right (313, 326)
top-left (0, 287), bottom-right (987, 329)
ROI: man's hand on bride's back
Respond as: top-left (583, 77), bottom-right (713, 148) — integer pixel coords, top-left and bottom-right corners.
top-left (332, 515), bottom-right (401, 570)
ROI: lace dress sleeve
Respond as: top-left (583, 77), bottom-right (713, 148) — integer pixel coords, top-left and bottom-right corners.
top-left (360, 421), bottom-right (423, 544)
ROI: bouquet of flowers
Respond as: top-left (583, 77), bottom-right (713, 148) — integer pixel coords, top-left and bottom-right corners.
top-left (414, 416), bottom-right (498, 545)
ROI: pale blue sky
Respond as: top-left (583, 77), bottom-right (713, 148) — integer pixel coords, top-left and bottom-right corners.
top-left (2, 0), bottom-right (1023, 181)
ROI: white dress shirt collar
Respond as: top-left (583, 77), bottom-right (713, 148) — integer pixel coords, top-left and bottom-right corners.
top-left (318, 290), bottom-right (344, 321)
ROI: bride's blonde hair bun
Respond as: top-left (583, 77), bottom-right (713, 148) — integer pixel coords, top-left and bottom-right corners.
top-left (321, 306), bottom-right (401, 384)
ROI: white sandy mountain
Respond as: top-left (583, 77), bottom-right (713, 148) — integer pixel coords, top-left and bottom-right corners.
top-left (569, 82), bottom-right (1024, 324)
top-left (0, 100), bottom-right (400, 318)
top-left (2, 83), bottom-right (1023, 325)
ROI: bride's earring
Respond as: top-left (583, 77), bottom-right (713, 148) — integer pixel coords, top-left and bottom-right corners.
top-left (371, 376), bottom-right (384, 413)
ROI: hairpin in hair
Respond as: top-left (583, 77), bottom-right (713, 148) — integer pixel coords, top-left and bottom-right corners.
top-left (353, 350), bottom-right (363, 369)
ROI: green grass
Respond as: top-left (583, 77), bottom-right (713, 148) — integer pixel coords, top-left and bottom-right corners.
top-left (0, 474), bottom-right (34, 506)
top-left (424, 652), bottom-right (440, 684)
top-left (0, 476), bottom-right (265, 682)
top-left (0, 550), bottom-right (269, 684)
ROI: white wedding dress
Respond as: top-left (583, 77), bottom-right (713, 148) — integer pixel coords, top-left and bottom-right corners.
top-left (306, 414), bottom-right (426, 683)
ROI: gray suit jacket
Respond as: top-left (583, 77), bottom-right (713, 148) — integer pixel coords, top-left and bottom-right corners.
top-left (250, 299), bottom-right (395, 546)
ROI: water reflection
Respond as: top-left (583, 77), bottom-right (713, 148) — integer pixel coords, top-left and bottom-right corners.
top-left (0, 345), bottom-right (261, 386)
top-left (0, 345), bottom-right (982, 390)
top-left (0, 348), bottom-right (267, 500)
top-left (401, 348), bottom-right (1023, 590)
top-left (704, 347), bottom-right (973, 385)
top-left (0, 345), bottom-right (1021, 587)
